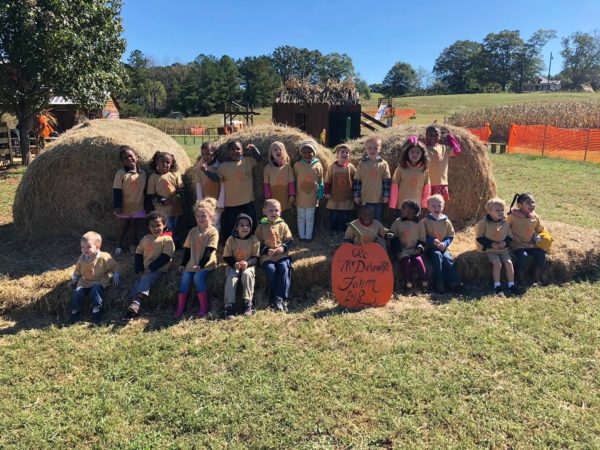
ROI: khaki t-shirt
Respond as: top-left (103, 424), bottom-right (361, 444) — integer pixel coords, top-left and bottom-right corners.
top-left (136, 233), bottom-right (175, 272)
top-left (354, 158), bottom-right (391, 203)
top-left (293, 159), bottom-right (323, 208)
top-left (217, 158), bottom-right (257, 207)
top-left (325, 162), bottom-right (356, 210)
top-left (183, 226), bottom-right (219, 271)
top-left (147, 172), bottom-right (184, 217)
top-left (391, 165), bottom-right (430, 209)
top-left (113, 169), bottom-right (147, 214)
top-left (263, 164), bottom-right (295, 211)
top-left (74, 251), bottom-right (119, 288)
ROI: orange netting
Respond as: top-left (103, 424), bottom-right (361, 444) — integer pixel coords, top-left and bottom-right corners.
top-left (465, 123), bottom-right (491, 142)
top-left (508, 124), bottom-right (600, 163)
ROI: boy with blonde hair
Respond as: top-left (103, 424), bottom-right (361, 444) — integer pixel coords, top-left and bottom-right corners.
top-left (475, 197), bottom-right (519, 297)
top-left (353, 137), bottom-right (391, 222)
top-left (68, 231), bottom-right (120, 324)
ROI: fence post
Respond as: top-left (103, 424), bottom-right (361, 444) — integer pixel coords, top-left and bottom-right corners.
top-left (541, 125), bottom-right (548, 156)
top-left (584, 128), bottom-right (591, 162)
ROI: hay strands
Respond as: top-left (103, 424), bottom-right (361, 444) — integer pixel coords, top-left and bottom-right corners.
top-left (276, 78), bottom-right (359, 105)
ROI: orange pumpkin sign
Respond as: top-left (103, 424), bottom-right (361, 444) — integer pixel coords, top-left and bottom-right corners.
top-left (331, 243), bottom-right (394, 309)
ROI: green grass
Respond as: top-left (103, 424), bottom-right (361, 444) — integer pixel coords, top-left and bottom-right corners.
top-left (1, 153), bottom-right (599, 448)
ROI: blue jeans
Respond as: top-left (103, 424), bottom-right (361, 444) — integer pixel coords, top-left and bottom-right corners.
top-left (262, 257), bottom-right (292, 300)
top-left (366, 202), bottom-right (383, 222)
top-left (426, 249), bottom-right (458, 285)
top-left (130, 271), bottom-right (164, 297)
top-left (178, 270), bottom-right (210, 294)
top-left (166, 216), bottom-right (179, 244)
top-left (329, 209), bottom-right (354, 233)
top-left (513, 248), bottom-right (546, 270)
top-left (72, 285), bottom-right (104, 312)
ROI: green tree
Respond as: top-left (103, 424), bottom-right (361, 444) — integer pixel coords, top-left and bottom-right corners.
top-left (433, 40), bottom-right (482, 93)
top-left (382, 62), bottom-right (418, 96)
top-left (319, 53), bottom-right (355, 83)
top-left (477, 30), bottom-right (525, 91)
top-left (0, 0), bottom-right (126, 164)
top-left (144, 80), bottom-right (166, 116)
top-left (560, 31), bottom-right (600, 88)
top-left (217, 55), bottom-right (242, 108)
top-left (238, 56), bottom-right (281, 107)
top-left (271, 45), bottom-right (323, 83)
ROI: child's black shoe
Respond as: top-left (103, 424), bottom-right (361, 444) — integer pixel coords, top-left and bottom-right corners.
top-left (91, 307), bottom-right (102, 324)
top-left (69, 310), bottom-right (81, 324)
top-left (243, 300), bottom-right (254, 316)
top-left (224, 304), bottom-right (235, 320)
top-left (494, 286), bottom-right (506, 297)
top-left (273, 297), bottom-right (286, 312)
top-left (507, 285), bottom-right (522, 297)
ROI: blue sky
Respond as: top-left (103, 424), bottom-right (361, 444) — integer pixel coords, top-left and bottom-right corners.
top-left (121, 0), bottom-right (599, 84)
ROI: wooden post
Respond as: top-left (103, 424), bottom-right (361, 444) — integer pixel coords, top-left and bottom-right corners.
top-left (584, 128), bottom-right (591, 162)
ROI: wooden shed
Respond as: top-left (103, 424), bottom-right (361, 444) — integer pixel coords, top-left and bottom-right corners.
top-left (49, 95), bottom-right (120, 132)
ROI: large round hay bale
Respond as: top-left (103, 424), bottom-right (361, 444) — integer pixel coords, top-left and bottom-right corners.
top-left (187, 124), bottom-right (335, 233)
top-left (13, 119), bottom-right (191, 241)
top-left (347, 124), bottom-right (497, 230)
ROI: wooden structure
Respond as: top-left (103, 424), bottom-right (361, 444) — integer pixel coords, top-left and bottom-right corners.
top-left (49, 95), bottom-right (120, 132)
top-left (0, 124), bottom-right (16, 166)
top-left (272, 102), bottom-right (361, 147)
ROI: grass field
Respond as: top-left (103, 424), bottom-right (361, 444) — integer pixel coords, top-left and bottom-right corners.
top-left (1, 150), bottom-right (598, 448)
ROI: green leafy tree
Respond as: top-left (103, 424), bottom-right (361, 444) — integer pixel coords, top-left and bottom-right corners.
top-left (0, 0), bottom-right (126, 164)
top-left (217, 55), bottom-right (242, 108)
top-left (271, 45), bottom-right (323, 83)
top-left (560, 31), bottom-right (600, 89)
top-left (477, 30), bottom-right (525, 91)
top-left (382, 62), bottom-right (418, 96)
top-left (144, 80), bottom-right (166, 116)
top-left (434, 40), bottom-right (482, 93)
top-left (319, 53), bottom-right (355, 83)
top-left (238, 56), bottom-right (281, 107)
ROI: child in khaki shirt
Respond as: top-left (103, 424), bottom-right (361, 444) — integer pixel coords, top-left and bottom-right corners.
top-left (421, 194), bottom-right (461, 294)
top-left (344, 204), bottom-right (393, 248)
top-left (293, 139), bottom-right (323, 241)
top-left (222, 214), bottom-right (261, 319)
top-left (325, 144), bottom-right (356, 233)
top-left (390, 200), bottom-right (427, 291)
top-left (68, 231), bottom-right (120, 324)
top-left (389, 137), bottom-right (431, 213)
top-left (475, 198), bottom-right (518, 297)
top-left (263, 141), bottom-right (296, 212)
top-left (195, 142), bottom-right (224, 230)
top-left (352, 137), bottom-right (391, 222)
top-left (255, 199), bottom-right (294, 312)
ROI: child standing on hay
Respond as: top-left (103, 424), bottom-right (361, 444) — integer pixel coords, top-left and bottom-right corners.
top-left (293, 139), bottom-right (323, 241)
top-left (475, 198), bottom-right (519, 297)
top-left (255, 199), bottom-right (294, 313)
top-left (507, 193), bottom-right (549, 286)
top-left (263, 141), bottom-right (296, 215)
top-left (222, 213), bottom-right (261, 319)
top-left (126, 211), bottom-right (175, 319)
top-left (196, 142), bottom-right (224, 230)
top-left (424, 125), bottom-right (461, 205)
top-left (203, 140), bottom-right (261, 239)
top-left (421, 194), bottom-right (461, 294)
top-left (147, 151), bottom-right (184, 246)
top-left (175, 198), bottom-right (219, 319)
top-left (68, 231), bottom-right (120, 324)
top-left (325, 144), bottom-right (356, 234)
top-left (353, 137), bottom-right (391, 223)
top-left (344, 204), bottom-right (393, 248)
top-left (390, 200), bottom-right (428, 292)
top-left (113, 145), bottom-right (148, 256)
top-left (389, 137), bottom-right (431, 216)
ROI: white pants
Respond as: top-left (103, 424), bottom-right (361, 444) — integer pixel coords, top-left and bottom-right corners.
top-left (297, 207), bottom-right (316, 239)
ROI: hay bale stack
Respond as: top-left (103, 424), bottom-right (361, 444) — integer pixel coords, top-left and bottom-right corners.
top-left (452, 221), bottom-right (600, 284)
top-left (347, 124), bottom-right (497, 230)
top-left (13, 119), bottom-right (191, 241)
top-left (188, 124), bottom-right (335, 233)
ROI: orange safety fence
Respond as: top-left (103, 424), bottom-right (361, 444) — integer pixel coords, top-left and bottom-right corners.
top-left (507, 124), bottom-right (600, 163)
top-left (465, 123), bottom-right (492, 142)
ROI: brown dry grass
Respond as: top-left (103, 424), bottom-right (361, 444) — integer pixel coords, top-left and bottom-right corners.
top-left (347, 124), bottom-right (497, 230)
top-left (12, 119), bottom-right (191, 241)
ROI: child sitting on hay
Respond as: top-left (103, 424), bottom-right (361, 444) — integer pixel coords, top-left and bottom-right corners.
top-left (421, 194), bottom-right (461, 294)
top-left (175, 198), bottom-right (220, 319)
top-left (255, 199), bottom-right (294, 313)
top-left (475, 198), bottom-right (519, 297)
top-left (147, 151), bottom-right (185, 246)
top-left (263, 141), bottom-right (296, 215)
top-left (390, 200), bottom-right (428, 292)
top-left (112, 145), bottom-right (147, 255)
top-left (293, 139), bottom-right (323, 241)
top-left (324, 144), bottom-right (356, 234)
top-left (344, 204), bottom-right (393, 248)
top-left (196, 142), bottom-right (224, 230)
top-left (126, 211), bottom-right (175, 319)
top-left (352, 137), bottom-right (391, 222)
top-left (68, 231), bottom-right (120, 324)
top-left (222, 213), bottom-right (261, 319)
top-left (203, 140), bottom-right (262, 239)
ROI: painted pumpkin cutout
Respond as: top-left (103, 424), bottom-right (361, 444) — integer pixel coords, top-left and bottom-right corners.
top-left (331, 243), bottom-right (394, 309)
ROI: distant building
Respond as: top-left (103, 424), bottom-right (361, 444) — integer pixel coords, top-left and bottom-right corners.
top-left (522, 77), bottom-right (561, 92)
top-left (49, 95), bottom-right (120, 132)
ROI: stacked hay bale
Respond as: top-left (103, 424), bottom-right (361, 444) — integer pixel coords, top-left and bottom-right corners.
top-left (13, 119), bottom-right (191, 241)
top-left (346, 124), bottom-right (497, 230)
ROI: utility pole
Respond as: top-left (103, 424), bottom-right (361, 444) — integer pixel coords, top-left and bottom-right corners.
top-left (547, 52), bottom-right (553, 82)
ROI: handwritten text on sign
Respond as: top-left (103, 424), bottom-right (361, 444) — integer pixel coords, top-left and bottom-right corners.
top-left (331, 243), bottom-right (394, 309)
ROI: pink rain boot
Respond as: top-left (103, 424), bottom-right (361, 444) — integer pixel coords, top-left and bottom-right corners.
top-left (175, 293), bottom-right (187, 318)
top-left (196, 291), bottom-right (209, 318)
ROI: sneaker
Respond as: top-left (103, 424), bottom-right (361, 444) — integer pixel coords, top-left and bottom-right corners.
top-left (243, 300), bottom-right (254, 316)
top-left (127, 300), bottom-right (141, 318)
top-left (273, 297), bottom-right (286, 312)
top-left (507, 285), bottom-right (522, 297)
top-left (224, 304), bottom-right (235, 320)
top-left (69, 310), bottom-right (81, 324)
top-left (435, 280), bottom-right (445, 294)
top-left (494, 286), bottom-right (506, 297)
top-left (91, 307), bottom-right (102, 324)
top-left (114, 247), bottom-right (123, 256)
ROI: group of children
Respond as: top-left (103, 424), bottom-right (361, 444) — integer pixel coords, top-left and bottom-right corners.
top-left (68, 126), bottom-right (549, 323)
